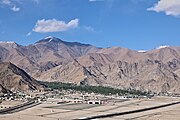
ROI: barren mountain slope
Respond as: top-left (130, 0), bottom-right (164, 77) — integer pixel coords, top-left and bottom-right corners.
top-left (0, 62), bottom-right (44, 92)
top-left (36, 47), bottom-right (180, 93)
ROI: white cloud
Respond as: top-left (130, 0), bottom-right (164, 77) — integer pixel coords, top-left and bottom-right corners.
top-left (1, 0), bottom-right (21, 12)
top-left (11, 5), bottom-right (20, 12)
top-left (33, 18), bottom-right (79, 33)
top-left (26, 32), bottom-right (31, 36)
top-left (2, 0), bottom-right (11, 5)
top-left (147, 0), bottom-right (180, 16)
top-left (1, 0), bottom-right (41, 12)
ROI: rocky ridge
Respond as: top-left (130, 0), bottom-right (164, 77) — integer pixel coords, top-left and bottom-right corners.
top-left (0, 62), bottom-right (44, 93)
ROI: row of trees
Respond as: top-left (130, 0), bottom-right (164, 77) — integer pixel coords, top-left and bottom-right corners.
top-left (40, 81), bottom-right (149, 96)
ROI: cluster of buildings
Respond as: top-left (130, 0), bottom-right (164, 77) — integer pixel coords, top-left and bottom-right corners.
top-left (0, 87), bottom-right (156, 109)
top-left (44, 90), bottom-right (131, 105)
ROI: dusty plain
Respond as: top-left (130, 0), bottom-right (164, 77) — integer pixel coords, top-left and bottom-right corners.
top-left (0, 96), bottom-right (180, 120)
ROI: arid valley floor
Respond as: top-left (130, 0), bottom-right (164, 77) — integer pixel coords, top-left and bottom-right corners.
top-left (1, 96), bottom-right (180, 120)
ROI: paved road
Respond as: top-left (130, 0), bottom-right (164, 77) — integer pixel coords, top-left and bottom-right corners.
top-left (0, 101), bottom-right (41, 114)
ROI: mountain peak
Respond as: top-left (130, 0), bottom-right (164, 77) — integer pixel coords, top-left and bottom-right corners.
top-left (44, 36), bottom-right (55, 40)
top-left (36, 36), bottom-right (92, 47)
top-left (0, 41), bottom-right (18, 49)
top-left (36, 36), bottom-right (62, 44)
top-left (44, 36), bottom-right (57, 42)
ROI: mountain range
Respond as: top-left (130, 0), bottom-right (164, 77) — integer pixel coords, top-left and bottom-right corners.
top-left (0, 36), bottom-right (180, 94)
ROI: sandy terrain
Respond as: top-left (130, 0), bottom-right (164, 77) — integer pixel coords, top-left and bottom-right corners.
top-left (0, 96), bottom-right (180, 120)
top-left (0, 101), bottom-right (24, 110)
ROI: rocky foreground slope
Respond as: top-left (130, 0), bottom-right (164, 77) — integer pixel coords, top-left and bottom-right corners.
top-left (0, 62), bottom-right (44, 93)
top-left (0, 37), bottom-right (180, 93)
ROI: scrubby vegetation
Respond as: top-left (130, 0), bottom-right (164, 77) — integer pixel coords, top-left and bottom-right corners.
top-left (40, 81), bottom-right (150, 96)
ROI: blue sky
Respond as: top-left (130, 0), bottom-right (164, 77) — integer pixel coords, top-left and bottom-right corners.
top-left (0, 0), bottom-right (180, 50)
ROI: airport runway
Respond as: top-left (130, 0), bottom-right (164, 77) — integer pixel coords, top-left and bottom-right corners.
top-left (75, 101), bottom-right (180, 120)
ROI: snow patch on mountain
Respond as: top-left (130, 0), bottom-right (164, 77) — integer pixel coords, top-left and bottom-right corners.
top-left (156, 45), bottom-right (169, 49)
top-left (138, 50), bottom-right (147, 53)
top-left (0, 41), bottom-right (15, 44)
